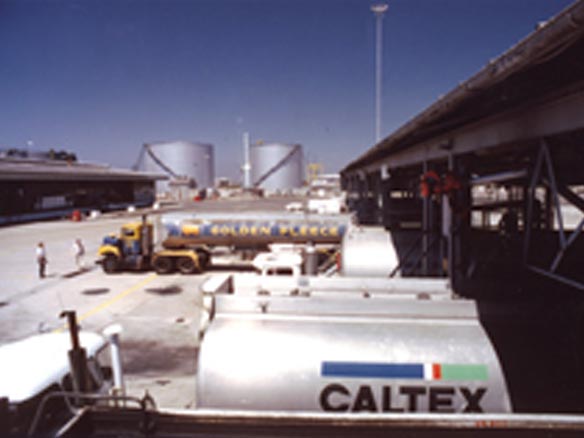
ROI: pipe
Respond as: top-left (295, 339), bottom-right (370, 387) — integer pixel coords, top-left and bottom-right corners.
top-left (471, 170), bottom-right (527, 185)
top-left (103, 324), bottom-right (125, 399)
top-left (60, 311), bottom-right (88, 405)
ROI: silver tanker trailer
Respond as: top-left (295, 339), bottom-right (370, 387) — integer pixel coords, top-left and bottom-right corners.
top-left (195, 275), bottom-right (510, 414)
top-left (28, 277), bottom-right (584, 437)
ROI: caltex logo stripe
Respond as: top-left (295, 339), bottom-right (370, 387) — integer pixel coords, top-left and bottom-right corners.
top-left (322, 361), bottom-right (488, 381)
top-left (321, 362), bottom-right (424, 379)
top-left (439, 364), bottom-right (489, 381)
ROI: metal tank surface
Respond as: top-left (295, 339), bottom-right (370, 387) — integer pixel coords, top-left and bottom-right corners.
top-left (250, 143), bottom-right (303, 191)
top-left (341, 225), bottom-right (400, 277)
top-left (215, 273), bottom-right (451, 300)
top-left (196, 294), bottom-right (511, 414)
top-left (163, 219), bottom-right (347, 248)
top-left (161, 211), bottom-right (354, 226)
top-left (140, 141), bottom-right (214, 192)
top-left (159, 213), bottom-right (352, 248)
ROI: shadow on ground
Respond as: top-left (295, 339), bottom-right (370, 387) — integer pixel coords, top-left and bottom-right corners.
top-left (122, 339), bottom-right (196, 375)
top-left (61, 266), bottom-right (94, 279)
top-left (207, 264), bottom-right (254, 273)
top-left (81, 287), bottom-right (110, 295)
top-left (145, 285), bottom-right (183, 295)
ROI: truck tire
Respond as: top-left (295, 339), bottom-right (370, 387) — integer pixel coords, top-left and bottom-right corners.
top-left (153, 256), bottom-right (174, 275)
top-left (103, 255), bottom-right (119, 274)
top-left (177, 256), bottom-right (198, 275)
top-left (196, 250), bottom-right (211, 269)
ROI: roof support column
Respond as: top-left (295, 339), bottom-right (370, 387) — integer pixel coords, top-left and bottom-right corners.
top-left (445, 154), bottom-right (471, 295)
top-left (422, 162), bottom-right (430, 276)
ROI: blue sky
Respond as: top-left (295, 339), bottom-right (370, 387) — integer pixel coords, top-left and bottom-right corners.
top-left (0, 0), bottom-right (575, 179)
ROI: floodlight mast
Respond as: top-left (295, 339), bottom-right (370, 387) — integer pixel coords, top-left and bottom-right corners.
top-left (371, 3), bottom-right (388, 143)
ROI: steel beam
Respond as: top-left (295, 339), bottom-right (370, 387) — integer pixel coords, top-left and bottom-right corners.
top-left (349, 88), bottom-right (584, 176)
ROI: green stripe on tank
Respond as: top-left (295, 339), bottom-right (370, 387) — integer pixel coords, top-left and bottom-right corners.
top-left (441, 364), bottom-right (488, 381)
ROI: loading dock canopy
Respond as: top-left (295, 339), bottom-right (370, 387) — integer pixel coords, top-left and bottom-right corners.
top-left (0, 158), bottom-right (166, 182)
top-left (342, 0), bottom-right (584, 177)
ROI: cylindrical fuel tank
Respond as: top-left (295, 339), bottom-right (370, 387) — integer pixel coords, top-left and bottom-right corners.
top-left (140, 141), bottom-right (214, 192)
top-left (341, 226), bottom-right (399, 277)
top-left (162, 219), bottom-right (347, 248)
top-left (250, 143), bottom-right (303, 191)
top-left (162, 211), bottom-right (354, 225)
top-left (196, 295), bottom-right (511, 413)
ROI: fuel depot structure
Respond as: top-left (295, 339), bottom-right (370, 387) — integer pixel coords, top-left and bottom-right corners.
top-left (342, 0), bottom-right (584, 413)
top-left (0, 152), bottom-right (164, 225)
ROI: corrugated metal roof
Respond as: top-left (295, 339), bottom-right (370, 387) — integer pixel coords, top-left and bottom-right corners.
top-left (342, 0), bottom-right (584, 175)
top-left (0, 158), bottom-right (167, 182)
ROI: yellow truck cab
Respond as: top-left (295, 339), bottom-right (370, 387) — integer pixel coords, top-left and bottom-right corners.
top-left (98, 218), bottom-right (202, 275)
top-left (97, 221), bottom-right (154, 273)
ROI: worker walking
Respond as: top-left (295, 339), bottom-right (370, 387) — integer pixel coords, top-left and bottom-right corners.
top-left (36, 242), bottom-right (47, 278)
top-left (72, 238), bottom-right (85, 270)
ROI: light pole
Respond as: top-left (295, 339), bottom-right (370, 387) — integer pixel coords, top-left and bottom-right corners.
top-left (371, 3), bottom-right (388, 143)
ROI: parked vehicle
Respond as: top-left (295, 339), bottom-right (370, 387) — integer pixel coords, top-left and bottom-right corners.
top-left (98, 215), bottom-right (347, 275)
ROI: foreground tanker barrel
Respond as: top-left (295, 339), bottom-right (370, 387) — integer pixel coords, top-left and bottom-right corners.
top-left (196, 294), bottom-right (511, 413)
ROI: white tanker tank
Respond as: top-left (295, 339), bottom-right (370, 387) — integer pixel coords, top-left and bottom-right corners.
top-left (195, 284), bottom-right (512, 414)
top-left (340, 225), bottom-right (400, 277)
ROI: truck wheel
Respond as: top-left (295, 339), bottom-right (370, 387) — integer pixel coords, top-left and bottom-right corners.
top-left (177, 257), bottom-right (198, 275)
top-left (103, 255), bottom-right (119, 274)
top-left (153, 256), bottom-right (174, 274)
top-left (196, 250), bottom-right (211, 269)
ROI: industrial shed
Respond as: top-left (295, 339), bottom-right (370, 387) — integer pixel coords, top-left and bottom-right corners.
top-left (342, 0), bottom-right (584, 295)
top-left (0, 156), bottom-right (165, 225)
top-left (341, 1), bottom-right (584, 413)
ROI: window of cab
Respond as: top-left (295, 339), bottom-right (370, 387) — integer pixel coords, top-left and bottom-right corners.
top-left (122, 227), bottom-right (136, 238)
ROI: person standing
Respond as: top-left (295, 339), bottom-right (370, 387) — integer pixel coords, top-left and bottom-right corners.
top-left (72, 238), bottom-right (85, 270)
top-left (36, 242), bottom-right (47, 278)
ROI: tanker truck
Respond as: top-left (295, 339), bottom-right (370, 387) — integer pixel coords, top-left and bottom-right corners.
top-left (97, 214), bottom-right (349, 275)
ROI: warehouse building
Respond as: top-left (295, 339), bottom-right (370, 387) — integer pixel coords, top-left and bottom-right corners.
top-left (0, 152), bottom-right (165, 225)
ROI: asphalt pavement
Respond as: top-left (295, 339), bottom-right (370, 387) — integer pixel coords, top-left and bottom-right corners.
top-left (0, 197), bottom-right (298, 408)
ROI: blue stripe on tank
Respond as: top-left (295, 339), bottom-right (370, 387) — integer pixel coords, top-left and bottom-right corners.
top-left (321, 362), bottom-right (425, 379)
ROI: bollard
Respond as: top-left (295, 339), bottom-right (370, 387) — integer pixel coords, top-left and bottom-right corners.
top-left (303, 244), bottom-right (318, 276)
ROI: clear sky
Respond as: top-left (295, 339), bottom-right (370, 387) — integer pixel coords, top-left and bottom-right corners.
top-left (0, 0), bottom-right (576, 180)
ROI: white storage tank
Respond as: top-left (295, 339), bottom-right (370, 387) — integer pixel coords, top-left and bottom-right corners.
top-left (140, 141), bottom-right (214, 193)
top-left (250, 143), bottom-right (303, 191)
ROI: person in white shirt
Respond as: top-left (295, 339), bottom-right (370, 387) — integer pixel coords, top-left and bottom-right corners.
top-left (36, 242), bottom-right (47, 278)
top-left (72, 238), bottom-right (85, 270)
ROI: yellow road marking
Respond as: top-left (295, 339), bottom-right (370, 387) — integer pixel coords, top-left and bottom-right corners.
top-left (54, 273), bottom-right (157, 333)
